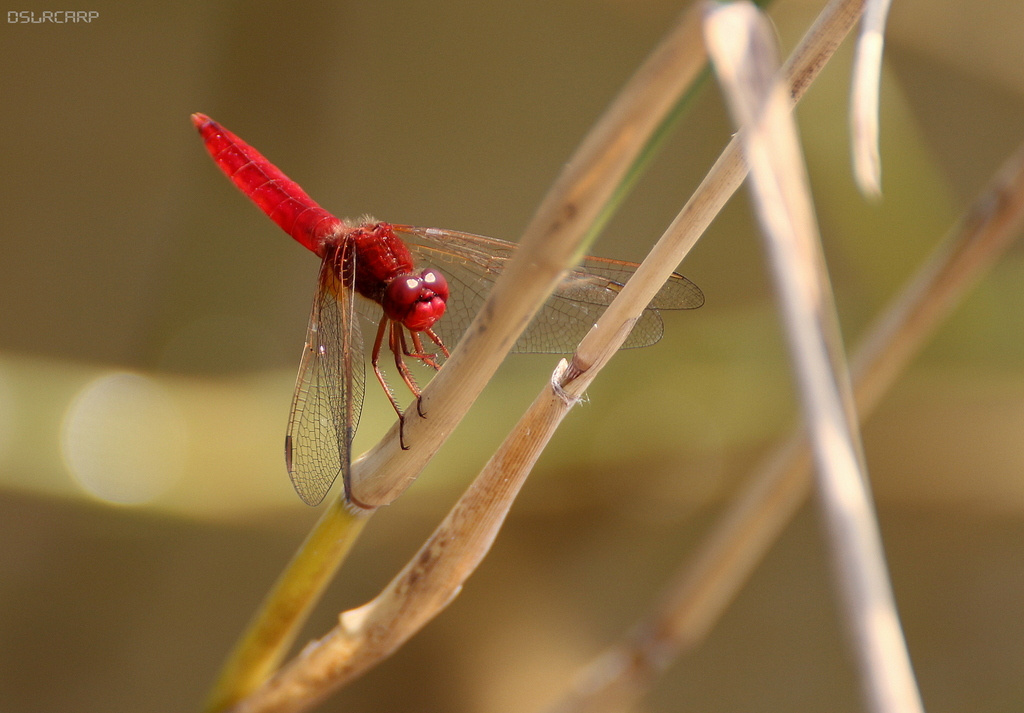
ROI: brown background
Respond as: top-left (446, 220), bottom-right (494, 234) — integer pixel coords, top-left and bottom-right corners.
top-left (2, 1), bottom-right (1024, 711)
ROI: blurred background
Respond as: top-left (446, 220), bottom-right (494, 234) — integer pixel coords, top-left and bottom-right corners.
top-left (2, 0), bottom-right (1024, 711)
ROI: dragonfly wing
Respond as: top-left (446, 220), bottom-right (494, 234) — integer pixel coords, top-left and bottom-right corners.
top-left (557, 256), bottom-right (705, 349)
top-left (573, 256), bottom-right (705, 311)
top-left (396, 225), bottom-right (703, 354)
top-left (285, 249), bottom-right (366, 506)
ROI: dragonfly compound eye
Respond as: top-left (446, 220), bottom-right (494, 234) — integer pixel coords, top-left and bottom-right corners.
top-left (420, 268), bottom-right (449, 302)
top-left (384, 273), bottom-right (448, 331)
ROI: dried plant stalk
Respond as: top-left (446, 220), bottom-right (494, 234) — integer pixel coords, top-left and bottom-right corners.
top-left (570, 0), bottom-right (867, 365)
top-left (231, 362), bottom-right (586, 713)
top-left (851, 0), bottom-right (895, 196)
top-left (212, 0), bottom-right (884, 707)
top-left (709, 4), bottom-right (923, 712)
top-left (541, 78), bottom-right (1024, 713)
top-left (227, 0), bottom-right (877, 707)
top-left (209, 6), bottom-right (712, 711)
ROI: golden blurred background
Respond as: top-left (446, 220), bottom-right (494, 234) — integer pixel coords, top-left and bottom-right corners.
top-left (2, 0), bottom-right (1024, 711)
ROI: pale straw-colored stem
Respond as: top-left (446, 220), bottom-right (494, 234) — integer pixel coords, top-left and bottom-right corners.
top-left (222, 0), bottom-right (871, 710)
top-left (226, 0), bottom-right (876, 709)
top-left (541, 106), bottom-right (1024, 713)
top-left (851, 0), bottom-right (895, 196)
top-left (215, 0), bottom-right (879, 708)
top-left (216, 6), bottom-right (712, 712)
top-left (571, 0), bottom-right (867, 369)
top-left (708, 4), bottom-right (923, 711)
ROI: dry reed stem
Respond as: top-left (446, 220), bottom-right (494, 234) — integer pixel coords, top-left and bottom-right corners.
top-left (229, 0), bottom-right (872, 708)
top-left (232, 362), bottom-right (586, 713)
top-left (570, 0), bottom-right (868, 369)
top-left (540, 108), bottom-right (1024, 713)
top-left (708, 4), bottom-right (923, 712)
top-left (851, 0), bottom-right (894, 196)
top-left (569, 0), bottom-right (867, 378)
top-left (221, 0), bottom-right (874, 708)
top-left (206, 7), bottom-right (712, 709)
top-left (223, 6), bottom-right (712, 712)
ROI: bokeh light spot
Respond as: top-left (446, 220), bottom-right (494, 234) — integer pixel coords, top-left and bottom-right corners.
top-left (61, 372), bottom-right (186, 505)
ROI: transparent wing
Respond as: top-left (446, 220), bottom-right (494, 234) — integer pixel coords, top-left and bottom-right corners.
top-left (394, 225), bottom-right (703, 354)
top-left (285, 247), bottom-right (365, 506)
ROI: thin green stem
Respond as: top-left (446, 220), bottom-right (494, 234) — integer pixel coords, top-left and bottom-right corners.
top-left (204, 499), bottom-right (369, 712)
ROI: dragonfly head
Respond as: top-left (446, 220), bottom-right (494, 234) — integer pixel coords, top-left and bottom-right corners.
top-left (383, 268), bottom-right (449, 332)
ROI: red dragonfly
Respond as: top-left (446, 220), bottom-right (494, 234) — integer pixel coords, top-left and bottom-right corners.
top-left (193, 114), bottom-right (704, 506)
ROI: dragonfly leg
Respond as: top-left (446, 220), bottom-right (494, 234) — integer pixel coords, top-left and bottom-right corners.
top-left (391, 324), bottom-right (426, 448)
top-left (391, 326), bottom-right (424, 397)
top-left (411, 329), bottom-right (450, 417)
top-left (424, 328), bottom-right (451, 360)
top-left (391, 329), bottom-right (432, 424)
top-left (407, 331), bottom-right (442, 370)
top-left (371, 316), bottom-right (411, 450)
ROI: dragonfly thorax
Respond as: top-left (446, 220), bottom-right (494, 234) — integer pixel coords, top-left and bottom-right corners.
top-left (329, 222), bottom-right (451, 332)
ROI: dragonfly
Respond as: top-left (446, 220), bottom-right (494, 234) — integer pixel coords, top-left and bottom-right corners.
top-left (192, 113), bottom-right (704, 507)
